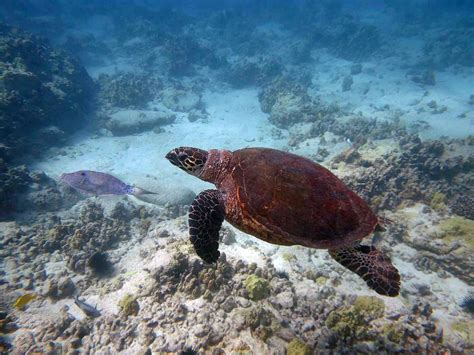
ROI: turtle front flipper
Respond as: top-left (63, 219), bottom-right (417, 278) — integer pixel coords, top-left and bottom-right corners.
top-left (329, 245), bottom-right (401, 297)
top-left (188, 189), bottom-right (226, 263)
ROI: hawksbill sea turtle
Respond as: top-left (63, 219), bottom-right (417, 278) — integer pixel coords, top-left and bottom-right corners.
top-left (166, 147), bottom-right (401, 297)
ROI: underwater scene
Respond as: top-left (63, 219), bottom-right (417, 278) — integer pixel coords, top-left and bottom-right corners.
top-left (0, 0), bottom-right (473, 353)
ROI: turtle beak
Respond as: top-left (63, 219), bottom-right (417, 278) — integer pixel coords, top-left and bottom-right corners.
top-left (165, 149), bottom-right (180, 167)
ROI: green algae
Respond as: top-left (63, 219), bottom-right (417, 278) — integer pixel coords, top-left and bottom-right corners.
top-left (282, 253), bottom-right (297, 262)
top-left (439, 216), bottom-right (474, 248)
top-left (118, 294), bottom-right (139, 317)
top-left (244, 275), bottom-right (270, 301)
top-left (326, 296), bottom-right (385, 339)
top-left (452, 320), bottom-right (474, 344)
top-left (430, 192), bottom-right (447, 211)
top-left (381, 322), bottom-right (405, 343)
top-left (287, 339), bottom-right (312, 355)
top-left (315, 276), bottom-right (327, 285)
top-left (238, 305), bottom-right (280, 341)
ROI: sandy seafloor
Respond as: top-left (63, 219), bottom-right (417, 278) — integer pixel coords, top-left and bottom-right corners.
top-left (1, 2), bottom-right (474, 354)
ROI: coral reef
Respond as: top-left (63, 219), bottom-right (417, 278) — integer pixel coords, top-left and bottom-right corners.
top-left (13, 201), bottom-right (138, 275)
top-left (326, 296), bottom-right (385, 339)
top-left (450, 195), bottom-right (474, 220)
top-left (225, 57), bottom-right (283, 89)
top-left (0, 162), bottom-right (80, 221)
top-left (338, 135), bottom-right (474, 211)
top-left (0, 23), bottom-right (95, 160)
top-left (98, 72), bottom-right (161, 109)
top-left (258, 76), bottom-right (338, 129)
top-left (163, 35), bottom-right (226, 77)
top-left (0, 3), bottom-right (472, 354)
top-left (152, 251), bottom-right (236, 301)
top-left (311, 20), bottom-right (382, 61)
top-left (422, 25), bottom-right (474, 68)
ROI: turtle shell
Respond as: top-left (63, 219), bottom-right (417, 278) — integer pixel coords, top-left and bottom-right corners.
top-left (227, 148), bottom-right (378, 249)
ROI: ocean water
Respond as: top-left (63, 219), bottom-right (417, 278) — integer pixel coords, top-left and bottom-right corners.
top-left (0, 1), bottom-right (473, 353)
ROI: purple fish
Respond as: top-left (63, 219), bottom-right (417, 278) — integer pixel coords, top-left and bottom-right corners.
top-left (60, 170), bottom-right (155, 196)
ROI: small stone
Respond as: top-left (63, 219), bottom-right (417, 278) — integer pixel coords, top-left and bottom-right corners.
top-left (69, 337), bottom-right (81, 349)
top-left (221, 297), bottom-right (237, 313)
top-left (58, 277), bottom-right (75, 298)
top-left (272, 291), bottom-right (294, 309)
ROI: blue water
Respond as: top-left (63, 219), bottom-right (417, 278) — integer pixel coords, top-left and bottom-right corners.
top-left (0, 1), bottom-right (473, 353)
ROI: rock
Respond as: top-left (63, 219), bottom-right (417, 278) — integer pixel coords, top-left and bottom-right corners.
top-left (105, 109), bottom-right (175, 136)
top-left (163, 34), bottom-right (226, 77)
top-left (342, 75), bottom-right (353, 92)
top-left (411, 70), bottom-right (436, 86)
top-left (258, 76), bottom-right (339, 129)
top-left (161, 88), bottom-right (201, 112)
top-left (350, 63), bottom-right (362, 75)
top-left (45, 277), bottom-right (75, 300)
top-left (450, 195), bottom-right (474, 220)
top-left (58, 277), bottom-right (76, 298)
top-left (0, 23), bottom-right (95, 160)
top-left (316, 20), bottom-right (381, 61)
top-left (98, 72), bottom-right (161, 109)
top-left (421, 27), bottom-right (474, 68)
top-left (188, 109), bottom-right (209, 122)
top-left (325, 296), bottom-right (385, 339)
top-left (225, 57), bottom-right (283, 88)
top-left (271, 291), bottom-right (294, 309)
top-left (243, 275), bottom-right (270, 301)
top-left (221, 227), bottom-right (236, 245)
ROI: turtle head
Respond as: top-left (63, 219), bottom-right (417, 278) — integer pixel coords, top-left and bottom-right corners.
top-left (166, 147), bottom-right (208, 176)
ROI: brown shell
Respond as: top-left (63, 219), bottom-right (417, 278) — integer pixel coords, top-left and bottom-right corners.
top-left (223, 148), bottom-right (378, 249)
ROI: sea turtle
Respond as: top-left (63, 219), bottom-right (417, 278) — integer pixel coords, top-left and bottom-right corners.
top-left (166, 147), bottom-right (401, 297)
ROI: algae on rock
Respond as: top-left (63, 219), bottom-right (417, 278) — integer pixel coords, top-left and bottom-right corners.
top-left (244, 275), bottom-right (270, 301)
top-left (287, 338), bottom-right (312, 355)
top-left (325, 296), bottom-right (385, 339)
top-left (439, 216), bottom-right (474, 249)
top-left (118, 294), bottom-right (139, 317)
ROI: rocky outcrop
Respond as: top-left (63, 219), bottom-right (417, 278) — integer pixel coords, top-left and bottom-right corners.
top-left (337, 136), bottom-right (474, 211)
top-left (0, 23), bottom-right (95, 160)
top-left (0, 161), bottom-right (80, 221)
top-left (98, 72), bottom-right (161, 109)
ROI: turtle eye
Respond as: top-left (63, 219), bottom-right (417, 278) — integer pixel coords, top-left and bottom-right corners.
top-left (80, 172), bottom-right (86, 176)
top-left (178, 153), bottom-right (188, 162)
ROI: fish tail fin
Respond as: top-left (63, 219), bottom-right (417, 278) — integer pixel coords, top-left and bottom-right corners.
top-left (131, 186), bottom-right (157, 196)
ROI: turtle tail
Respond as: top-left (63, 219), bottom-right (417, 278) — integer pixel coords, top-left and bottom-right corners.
top-left (329, 244), bottom-right (400, 297)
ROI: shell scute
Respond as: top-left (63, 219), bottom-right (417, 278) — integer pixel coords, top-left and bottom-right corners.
top-left (228, 148), bottom-right (377, 249)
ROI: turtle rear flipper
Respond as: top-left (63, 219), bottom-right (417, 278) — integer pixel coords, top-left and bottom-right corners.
top-left (329, 245), bottom-right (400, 297)
top-left (189, 189), bottom-right (225, 263)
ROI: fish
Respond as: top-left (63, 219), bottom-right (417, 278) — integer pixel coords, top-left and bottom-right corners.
top-left (13, 293), bottom-right (37, 310)
top-left (60, 170), bottom-right (156, 196)
top-left (74, 297), bottom-right (101, 318)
